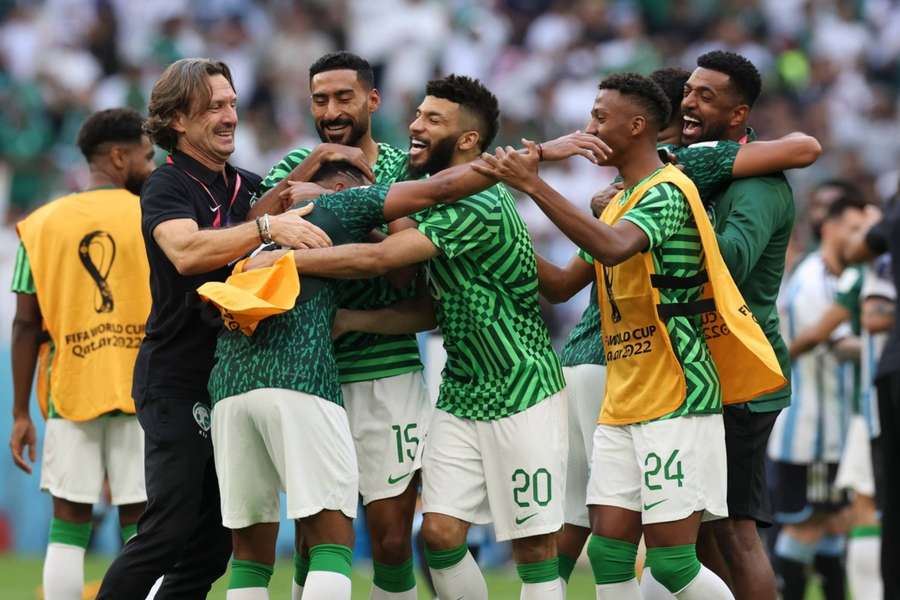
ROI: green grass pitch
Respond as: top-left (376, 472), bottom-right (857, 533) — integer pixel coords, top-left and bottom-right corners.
top-left (0, 554), bottom-right (831, 599)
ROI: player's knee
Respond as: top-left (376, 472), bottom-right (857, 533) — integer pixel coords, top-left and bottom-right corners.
top-left (644, 545), bottom-right (701, 594)
top-left (116, 502), bottom-right (146, 527)
top-left (51, 496), bottom-right (92, 523)
top-left (421, 515), bottom-right (466, 551)
top-left (511, 534), bottom-right (555, 564)
top-left (372, 529), bottom-right (411, 563)
top-left (716, 518), bottom-right (762, 561)
top-left (586, 535), bottom-right (638, 584)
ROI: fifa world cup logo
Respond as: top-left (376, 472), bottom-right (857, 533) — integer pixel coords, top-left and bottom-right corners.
top-left (78, 231), bottom-right (116, 313)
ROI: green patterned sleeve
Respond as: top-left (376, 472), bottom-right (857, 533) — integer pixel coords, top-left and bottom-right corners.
top-left (674, 140), bottom-right (740, 202)
top-left (328, 184), bottom-right (391, 241)
top-left (620, 182), bottom-right (690, 251)
top-left (257, 147), bottom-right (312, 195)
top-left (11, 243), bottom-right (36, 294)
top-left (415, 192), bottom-right (499, 259)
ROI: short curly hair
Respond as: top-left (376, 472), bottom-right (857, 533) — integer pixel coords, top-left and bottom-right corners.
top-left (309, 51), bottom-right (375, 89)
top-left (426, 74), bottom-right (500, 151)
top-left (76, 108), bottom-right (145, 161)
top-left (650, 67), bottom-right (691, 123)
top-left (144, 58), bottom-right (234, 152)
top-left (697, 50), bottom-right (761, 107)
top-left (598, 73), bottom-right (671, 131)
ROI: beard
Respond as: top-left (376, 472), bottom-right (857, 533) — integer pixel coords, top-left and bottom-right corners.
top-left (688, 118), bottom-right (730, 145)
top-left (315, 116), bottom-right (368, 147)
top-left (406, 135), bottom-right (458, 179)
top-left (124, 172), bottom-right (148, 196)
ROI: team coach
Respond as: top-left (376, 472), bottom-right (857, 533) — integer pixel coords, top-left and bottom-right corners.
top-left (98, 58), bottom-right (331, 598)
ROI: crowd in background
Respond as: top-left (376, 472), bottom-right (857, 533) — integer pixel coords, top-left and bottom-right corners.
top-left (1, 0), bottom-right (900, 342)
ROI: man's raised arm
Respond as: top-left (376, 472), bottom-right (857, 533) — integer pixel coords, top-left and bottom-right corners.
top-left (730, 132), bottom-right (821, 177)
top-left (248, 144), bottom-right (375, 218)
top-left (473, 143), bottom-right (648, 266)
top-left (293, 228), bottom-right (440, 280)
top-left (381, 162), bottom-right (496, 221)
top-left (537, 254), bottom-right (594, 303)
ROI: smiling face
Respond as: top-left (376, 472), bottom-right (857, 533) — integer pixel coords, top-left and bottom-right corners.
top-left (174, 74), bottom-right (237, 166)
top-left (310, 68), bottom-right (377, 146)
top-left (681, 67), bottom-right (745, 145)
top-left (584, 89), bottom-right (646, 167)
top-left (406, 95), bottom-right (472, 178)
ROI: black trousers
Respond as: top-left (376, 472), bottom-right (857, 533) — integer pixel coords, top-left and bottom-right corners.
top-left (97, 397), bottom-right (231, 599)
top-left (876, 371), bottom-right (900, 599)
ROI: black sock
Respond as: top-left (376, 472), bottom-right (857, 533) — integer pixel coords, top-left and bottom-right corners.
top-left (814, 553), bottom-right (846, 600)
top-left (778, 556), bottom-right (808, 600)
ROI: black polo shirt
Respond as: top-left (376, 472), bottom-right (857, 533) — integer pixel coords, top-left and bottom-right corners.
top-left (132, 150), bottom-right (261, 405)
top-left (866, 199), bottom-right (900, 381)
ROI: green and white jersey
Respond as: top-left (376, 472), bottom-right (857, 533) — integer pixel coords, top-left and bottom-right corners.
top-left (209, 184), bottom-right (392, 406)
top-left (620, 175), bottom-right (722, 421)
top-left (11, 243), bottom-right (36, 295)
top-left (559, 250), bottom-right (605, 368)
top-left (258, 142), bottom-right (422, 384)
top-left (664, 140), bottom-right (740, 203)
top-left (412, 183), bottom-right (565, 421)
top-left (835, 264), bottom-right (864, 413)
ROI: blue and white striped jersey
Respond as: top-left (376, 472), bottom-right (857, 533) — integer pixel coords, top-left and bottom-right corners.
top-left (860, 257), bottom-right (895, 438)
top-left (768, 252), bottom-right (856, 463)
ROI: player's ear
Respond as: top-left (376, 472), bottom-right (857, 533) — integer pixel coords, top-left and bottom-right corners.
top-left (108, 144), bottom-right (127, 170)
top-left (368, 87), bottom-right (381, 113)
top-left (729, 104), bottom-right (749, 128)
top-left (171, 111), bottom-right (187, 134)
top-left (631, 115), bottom-right (646, 137)
top-left (332, 181), bottom-right (346, 192)
top-left (457, 130), bottom-right (481, 152)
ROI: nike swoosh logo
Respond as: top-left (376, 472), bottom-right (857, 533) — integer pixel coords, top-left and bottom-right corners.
top-left (209, 205), bottom-right (220, 212)
top-left (643, 499), bottom-right (668, 511)
top-left (387, 472), bottom-right (411, 485)
top-left (515, 513), bottom-right (538, 525)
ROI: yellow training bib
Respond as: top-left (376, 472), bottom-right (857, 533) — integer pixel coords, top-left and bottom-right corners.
top-left (596, 165), bottom-right (786, 425)
top-left (17, 189), bottom-right (151, 420)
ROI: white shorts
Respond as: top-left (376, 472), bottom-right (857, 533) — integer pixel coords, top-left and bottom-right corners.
top-left (342, 371), bottom-right (433, 504)
top-left (835, 415), bottom-right (875, 498)
top-left (422, 392), bottom-right (567, 542)
top-left (562, 364), bottom-right (606, 528)
top-left (40, 415), bottom-right (146, 505)
top-left (212, 388), bottom-right (358, 529)
top-left (586, 414), bottom-right (728, 525)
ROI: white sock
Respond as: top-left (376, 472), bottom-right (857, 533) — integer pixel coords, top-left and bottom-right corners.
top-left (226, 588), bottom-right (268, 599)
top-left (429, 550), bottom-right (488, 600)
top-left (371, 585), bottom-right (417, 599)
top-left (673, 565), bottom-right (734, 599)
top-left (639, 569), bottom-right (675, 599)
top-left (560, 577), bottom-right (567, 597)
top-left (847, 534), bottom-right (882, 600)
top-left (521, 579), bottom-right (564, 599)
top-left (43, 543), bottom-right (84, 600)
top-left (304, 570), bottom-right (351, 600)
top-left (146, 576), bottom-right (163, 600)
top-left (595, 578), bottom-right (641, 599)
top-left (291, 580), bottom-right (303, 600)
